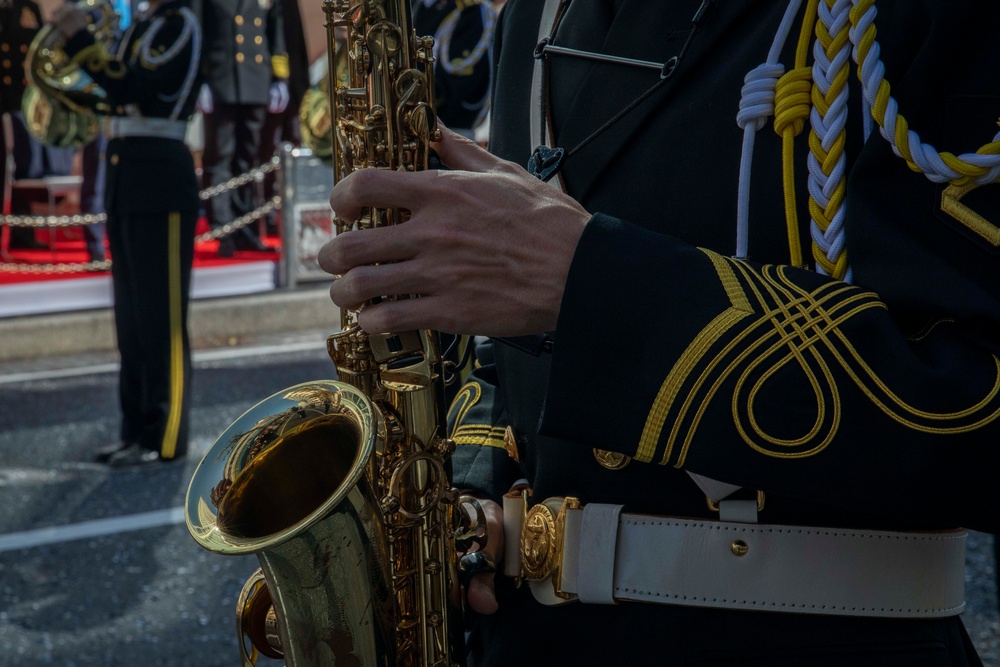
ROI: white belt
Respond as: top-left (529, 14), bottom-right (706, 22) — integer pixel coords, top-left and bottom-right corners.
top-left (105, 117), bottom-right (188, 141)
top-left (503, 494), bottom-right (967, 618)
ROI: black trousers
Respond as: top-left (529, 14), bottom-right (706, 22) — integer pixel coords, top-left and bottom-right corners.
top-left (201, 102), bottom-right (267, 244)
top-left (108, 207), bottom-right (196, 459)
top-left (80, 135), bottom-right (107, 259)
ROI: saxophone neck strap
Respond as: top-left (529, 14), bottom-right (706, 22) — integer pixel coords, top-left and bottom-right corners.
top-left (527, 0), bottom-right (714, 185)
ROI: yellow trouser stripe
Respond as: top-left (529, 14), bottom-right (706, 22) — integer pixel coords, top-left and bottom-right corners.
top-left (161, 212), bottom-right (184, 458)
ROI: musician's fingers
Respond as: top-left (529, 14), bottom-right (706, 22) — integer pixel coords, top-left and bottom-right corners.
top-left (329, 168), bottom-right (433, 225)
top-left (466, 570), bottom-right (499, 615)
top-left (354, 295), bottom-right (454, 336)
top-left (465, 498), bottom-right (503, 615)
top-left (431, 125), bottom-right (502, 174)
top-left (318, 224), bottom-right (419, 277)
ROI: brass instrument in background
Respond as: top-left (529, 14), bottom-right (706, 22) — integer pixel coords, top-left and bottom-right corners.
top-left (186, 1), bottom-right (483, 665)
top-left (23, 0), bottom-right (117, 148)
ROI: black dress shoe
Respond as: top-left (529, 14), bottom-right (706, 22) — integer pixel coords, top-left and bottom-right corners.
top-left (217, 238), bottom-right (235, 258)
top-left (93, 441), bottom-right (131, 463)
top-left (106, 443), bottom-right (163, 468)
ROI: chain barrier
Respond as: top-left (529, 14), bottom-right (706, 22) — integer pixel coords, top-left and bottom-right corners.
top-left (0, 157), bottom-right (282, 273)
top-left (195, 196), bottom-right (282, 243)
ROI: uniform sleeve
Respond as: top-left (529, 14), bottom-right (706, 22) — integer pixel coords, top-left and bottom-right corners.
top-left (541, 204), bottom-right (1000, 532)
top-left (63, 13), bottom-right (198, 109)
top-left (447, 337), bottom-right (525, 503)
top-left (267, 0), bottom-right (287, 81)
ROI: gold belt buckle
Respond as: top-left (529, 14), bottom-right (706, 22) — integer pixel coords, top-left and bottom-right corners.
top-left (518, 491), bottom-right (580, 599)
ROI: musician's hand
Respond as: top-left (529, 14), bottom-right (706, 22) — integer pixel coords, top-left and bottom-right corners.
top-left (52, 3), bottom-right (88, 39)
top-left (465, 498), bottom-right (503, 615)
top-left (318, 125), bottom-right (591, 336)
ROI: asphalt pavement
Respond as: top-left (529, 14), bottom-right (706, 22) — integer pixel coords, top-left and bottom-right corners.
top-left (0, 284), bottom-right (338, 667)
top-left (0, 285), bottom-right (998, 665)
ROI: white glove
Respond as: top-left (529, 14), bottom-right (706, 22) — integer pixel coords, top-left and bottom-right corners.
top-left (196, 84), bottom-right (213, 114)
top-left (268, 80), bottom-right (290, 114)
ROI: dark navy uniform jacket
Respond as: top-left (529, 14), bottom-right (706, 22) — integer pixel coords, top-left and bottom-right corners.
top-left (63, 0), bottom-right (201, 215)
top-left (194, 0), bottom-right (287, 106)
top-left (449, 1), bottom-right (1000, 664)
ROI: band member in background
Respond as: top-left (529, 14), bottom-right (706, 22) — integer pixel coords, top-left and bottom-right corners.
top-left (196, 0), bottom-right (287, 257)
top-left (0, 0), bottom-right (74, 250)
top-left (53, 0), bottom-right (202, 467)
top-left (321, 1), bottom-right (1000, 663)
top-left (0, 0), bottom-right (42, 203)
top-left (255, 0), bottom-right (308, 238)
top-left (412, 0), bottom-right (496, 141)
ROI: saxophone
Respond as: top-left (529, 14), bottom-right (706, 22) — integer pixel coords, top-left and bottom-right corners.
top-left (185, 2), bottom-right (483, 664)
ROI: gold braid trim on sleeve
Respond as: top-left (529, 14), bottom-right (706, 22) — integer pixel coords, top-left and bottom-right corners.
top-left (452, 424), bottom-right (508, 450)
top-left (639, 250), bottom-right (1000, 469)
top-left (271, 54), bottom-right (289, 79)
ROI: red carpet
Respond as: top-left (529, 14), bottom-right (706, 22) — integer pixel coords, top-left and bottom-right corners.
top-left (0, 218), bottom-right (282, 317)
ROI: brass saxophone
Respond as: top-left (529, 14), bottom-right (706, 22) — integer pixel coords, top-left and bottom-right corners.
top-left (185, 2), bottom-right (483, 665)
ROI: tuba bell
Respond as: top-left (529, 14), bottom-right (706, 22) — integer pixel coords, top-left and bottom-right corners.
top-left (22, 0), bottom-right (117, 148)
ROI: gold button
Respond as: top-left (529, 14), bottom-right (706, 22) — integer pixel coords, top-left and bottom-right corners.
top-left (2, 59), bottom-right (9, 68)
top-left (730, 540), bottom-right (749, 557)
top-left (593, 448), bottom-right (631, 470)
top-left (1, 43), bottom-right (8, 52)
top-left (20, 45), bottom-right (27, 53)
top-left (235, 34), bottom-right (244, 44)
top-left (110, 154), bottom-right (119, 165)
top-left (503, 426), bottom-right (520, 462)
top-left (2, 76), bottom-right (11, 85)
top-left (254, 17), bottom-right (262, 26)
top-left (234, 15), bottom-right (243, 25)
top-left (235, 53), bottom-right (244, 63)
top-left (254, 36), bottom-right (262, 45)
top-left (255, 54), bottom-right (263, 64)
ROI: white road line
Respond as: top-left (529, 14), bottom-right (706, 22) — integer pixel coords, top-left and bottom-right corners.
top-left (0, 507), bottom-right (186, 553)
top-left (0, 340), bottom-right (327, 386)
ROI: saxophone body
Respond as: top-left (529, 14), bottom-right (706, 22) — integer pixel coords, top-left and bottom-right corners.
top-left (186, 2), bottom-right (470, 665)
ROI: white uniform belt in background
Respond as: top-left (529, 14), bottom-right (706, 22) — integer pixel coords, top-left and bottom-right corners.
top-left (105, 117), bottom-right (188, 141)
top-left (503, 494), bottom-right (967, 618)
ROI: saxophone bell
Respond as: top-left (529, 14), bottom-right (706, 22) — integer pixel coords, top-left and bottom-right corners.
top-left (185, 380), bottom-right (397, 666)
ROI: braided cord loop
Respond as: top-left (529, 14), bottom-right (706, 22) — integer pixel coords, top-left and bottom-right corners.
top-left (736, 0), bottom-right (1000, 285)
top-left (850, 0), bottom-right (1000, 186)
top-left (773, 0), bottom-right (820, 268)
top-left (734, 0), bottom-right (808, 261)
top-left (807, 0), bottom-right (852, 280)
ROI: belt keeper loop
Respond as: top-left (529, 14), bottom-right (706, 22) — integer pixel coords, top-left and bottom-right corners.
top-left (577, 503), bottom-right (624, 604)
top-left (719, 499), bottom-right (760, 524)
top-left (502, 488), bottom-right (527, 580)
